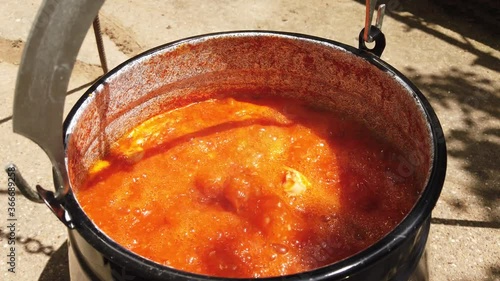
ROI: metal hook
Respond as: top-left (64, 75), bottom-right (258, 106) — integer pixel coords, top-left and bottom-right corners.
top-left (5, 163), bottom-right (75, 228)
top-left (363, 0), bottom-right (386, 43)
top-left (375, 4), bottom-right (386, 30)
top-left (358, 2), bottom-right (386, 57)
top-left (5, 163), bottom-right (43, 203)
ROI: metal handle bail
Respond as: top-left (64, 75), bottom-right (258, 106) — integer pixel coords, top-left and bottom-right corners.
top-left (5, 0), bottom-right (103, 228)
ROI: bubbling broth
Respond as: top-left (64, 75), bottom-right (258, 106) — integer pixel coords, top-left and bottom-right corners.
top-left (75, 96), bottom-right (421, 278)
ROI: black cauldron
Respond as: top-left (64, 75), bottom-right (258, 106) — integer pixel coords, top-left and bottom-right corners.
top-left (10, 1), bottom-right (446, 281)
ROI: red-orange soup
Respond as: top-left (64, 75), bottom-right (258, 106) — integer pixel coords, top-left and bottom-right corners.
top-left (76, 97), bottom-right (420, 278)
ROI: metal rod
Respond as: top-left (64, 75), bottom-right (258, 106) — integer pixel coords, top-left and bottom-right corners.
top-left (363, 0), bottom-right (378, 42)
top-left (92, 15), bottom-right (108, 74)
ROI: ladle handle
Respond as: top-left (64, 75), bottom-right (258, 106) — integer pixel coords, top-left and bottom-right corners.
top-left (10, 0), bottom-right (103, 225)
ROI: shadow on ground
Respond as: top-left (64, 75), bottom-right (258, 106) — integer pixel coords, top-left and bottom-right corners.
top-left (355, 0), bottom-right (500, 72)
top-left (0, 228), bottom-right (55, 256)
top-left (406, 65), bottom-right (500, 222)
top-left (355, 1), bottom-right (499, 278)
top-left (355, 0), bottom-right (500, 221)
top-left (38, 241), bottom-right (70, 281)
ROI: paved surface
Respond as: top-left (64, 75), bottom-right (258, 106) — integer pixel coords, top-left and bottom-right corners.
top-left (0, 0), bottom-right (499, 280)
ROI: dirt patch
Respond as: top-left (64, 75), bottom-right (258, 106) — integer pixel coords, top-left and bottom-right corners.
top-left (0, 38), bottom-right (22, 64)
top-left (99, 14), bottom-right (143, 55)
top-left (0, 37), bottom-right (104, 79)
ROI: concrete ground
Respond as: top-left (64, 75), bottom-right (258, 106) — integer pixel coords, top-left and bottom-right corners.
top-left (0, 0), bottom-right (498, 280)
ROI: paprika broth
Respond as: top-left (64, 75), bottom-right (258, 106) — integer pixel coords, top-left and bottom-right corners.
top-left (75, 96), bottom-right (420, 278)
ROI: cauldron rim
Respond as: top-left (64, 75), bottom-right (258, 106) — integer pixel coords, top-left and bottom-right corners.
top-left (63, 30), bottom-right (446, 281)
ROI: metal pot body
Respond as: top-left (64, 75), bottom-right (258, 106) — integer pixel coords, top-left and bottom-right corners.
top-left (63, 31), bottom-right (446, 281)
top-left (67, 219), bottom-right (430, 281)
